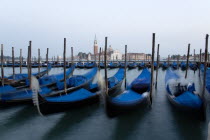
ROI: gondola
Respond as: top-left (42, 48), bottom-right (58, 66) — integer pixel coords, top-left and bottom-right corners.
top-left (189, 62), bottom-right (197, 71)
top-left (0, 65), bottom-right (52, 86)
top-left (162, 62), bottom-right (168, 70)
top-left (171, 62), bottom-right (178, 69)
top-left (33, 84), bottom-right (101, 115)
top-left (0, 66), bottom-right (77, 105)
top-left (88, 68), bottom-right (125, 95)
top-left (119, 62), bottom-right (127, 68)
top-left (154, 62), bottom-right (158, 70)
top-left (180, 62), bottom-right (187, 70)
top-left (76, 62), bottom-right (84, 68)
top-left (138, 62), bottom-right (145, 69)
top-left (165, 69), bottom-right (203, 112)
top-left (32, 68), bottom-right (100, 115)
top-left (105, 68), bottom-right (151, 117)
top-left (127, 62), bottom-right (137, 69)
top-left (85, 62), bottom-right (96, 69)
top-left (109, 62), bottom-right (119, 69)
top-left (99, 62), bottom-right (105, 69)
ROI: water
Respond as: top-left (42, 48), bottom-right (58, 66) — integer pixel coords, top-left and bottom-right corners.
top-left (0, 67), bottom-right (209, 140)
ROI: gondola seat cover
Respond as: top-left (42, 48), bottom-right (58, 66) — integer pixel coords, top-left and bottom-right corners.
top-left (130, 69), bottom-right (150, 94)
top-left (107, 68), bottom-right (124, 88)
top-left (174, 91), bottom-right (202, 108)
top-left (0, 85), bottom-right (16, 94)
top-left (111, 90), bottom-right (143, 104)
top-left (45, 88), bottom-right (96, 102)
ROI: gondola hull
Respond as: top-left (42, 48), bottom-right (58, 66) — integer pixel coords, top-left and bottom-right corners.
top-left (105, 92), bottom-right (149, 117)
top-left (37, 92), bottom-right (100, 115)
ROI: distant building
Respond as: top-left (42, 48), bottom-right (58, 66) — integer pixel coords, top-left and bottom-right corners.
top-left (107, 46), bottom-right (122, 60)
top-left (122, 53), bottom-right (151, 60)
top-left (93, 35), bottom-right (98, 55)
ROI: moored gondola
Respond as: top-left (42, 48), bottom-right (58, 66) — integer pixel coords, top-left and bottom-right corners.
top-left (162, 62), bottom-right (168, 70)
top-left (85, 62), bottom-right (96, 68)
top-left (180, 62), bottom-right (187, 70)
top-left (105, 68), bottom-right (151, 117)
top-left (0, 66), bottom-right (79, 105)
top-left (33, 86), bottom-right (101, 115)
top-left (127, 62), bottom-right (137, 69)
top-left (165, 69), bottom-right (203, 112)
top-left (108, 62), bottom-right (119, 69)
top-left (171, 62), bottom-right (178, 69)
top-left (0, 64), bottom-right (52, 86)
top-left (138, 62), bottom-right (145, 69)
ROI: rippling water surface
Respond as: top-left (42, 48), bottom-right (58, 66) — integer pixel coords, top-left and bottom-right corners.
top-left (0, 67), bottom-right (209, 140)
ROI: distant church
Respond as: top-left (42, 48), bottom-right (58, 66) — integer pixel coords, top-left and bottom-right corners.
top-left (93, 35), bottom-right (98, 55)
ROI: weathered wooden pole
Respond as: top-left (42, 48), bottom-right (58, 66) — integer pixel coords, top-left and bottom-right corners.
top-left (71, 47), bottom-right (73, 66)
top-left (150, 33), bottom-right (155, 104)
top-left (99, 47), bottom-right (101, 70)
top-left (199, 49), bottom-right (202, 77)
top-left (46, 48), bottom-right (49, 75)
top-left (1, 44), bottom-right (4, 86)
top-left (38, 49), bottom-right (40, 73)
top-left (124, 45), bottom-right (127, 89)
top-left (12, 47), bottom-right (15, 79)
top-left (185, 44), bottom-right (190, 79)
top-left (194, 49), bottom-right (196, 64)
top-left (20, 49), bottom-right (22, 74)
top-left (201, 34), bottom-right (209, 121)
top-left (203, 35), bottom-right (209, 97)
top-left (168, 55), bottom-right (170, 66)
top-left (177, 55), bottom-right (180, 69)
top-left (28, 41), bottom-right (32, 88)
top-left (64, 38), bottom-right (67, 94)
top-left (155, 44), bottom-right (159, 89)
top-left (104, 37), bottom-right (108, 95)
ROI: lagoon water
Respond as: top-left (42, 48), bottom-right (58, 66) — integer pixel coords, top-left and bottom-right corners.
top-left (0, 67), bottom-right (209, 140)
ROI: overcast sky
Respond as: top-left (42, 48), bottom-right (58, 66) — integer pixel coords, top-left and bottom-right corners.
top-left (0, 0), bottom-right (209, 58)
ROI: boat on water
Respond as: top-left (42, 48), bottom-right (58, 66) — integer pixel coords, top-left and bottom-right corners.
top-left (0, 66), bottom-right (76, 105)
top-left (92, 68), bottom-right (125, 95)
top-left (119, 62), bottom-right (127, 68)
top-left (127, 62), bottom-right (137, 69)
top-left (105, 68), bottom-right (151, 117)
top-left (138, 62), bottom-right (145, 69)
top-left (108, 62), bottom-right (119, 69)
top-left (162, 62), bottom-right (168, 70)
top-left (180, 62), bottom-right (187, 70)
top-left (171, 62), bottom-right (178, 69)
top-left (154, 62), bottom-right (158, 70)
top-left (99, 62), bottom-right (105, 68)
top-left (189, 62), bottom-right (197, 71)
top-left (77, 62), bottom-right (85, 68)
top-left (85, 62), bottom-right (96, 69)
top-left (165, 69), bottom-right (203, 112)
top-left (0, 65), bottom-right (52, 86)
top-left (32, 67), bottom-right (99, 115)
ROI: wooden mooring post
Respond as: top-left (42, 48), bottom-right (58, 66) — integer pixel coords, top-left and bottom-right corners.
top-left (124, 45), bottom-right (127, 89)
top-left (150, 33), bottom-right (155, 105)
top-left (63, 38), bottom-right (67, 94)
top-left (38, 49), bottom-right (40, 73)
top-left (46, 48), bottom-right (49, 75)
top-left (12, 47), bottom-right (15, 79)
top-left (155, 44), bottom-right (159, 89)
top-left (1, 44), bottom-right (4, 86)
top-left (20, 49), bottom-right (22, 74)
top-left (104, 37), bottom-right (108, 95)
top-left (199, 49), bottom-right (202, 77)
top-left (185, 44), bottom-right (190, 79)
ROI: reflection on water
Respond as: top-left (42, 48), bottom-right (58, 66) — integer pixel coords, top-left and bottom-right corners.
top-left (0, 67), bottom-right (209, 140)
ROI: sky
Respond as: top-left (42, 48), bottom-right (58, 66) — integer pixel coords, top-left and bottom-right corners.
top-left (0, 0), bottom-right (210, 58)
